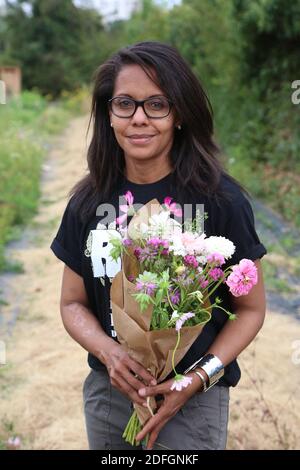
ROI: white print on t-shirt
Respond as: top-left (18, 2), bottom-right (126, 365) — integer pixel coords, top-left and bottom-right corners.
top-left (85, 222), bottom-right (121, 281)
top-left (85, 222), bottom-right (121, 337)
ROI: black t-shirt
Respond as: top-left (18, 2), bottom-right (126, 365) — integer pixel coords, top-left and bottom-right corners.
top-left (50, 172), bottom-right (267, 387)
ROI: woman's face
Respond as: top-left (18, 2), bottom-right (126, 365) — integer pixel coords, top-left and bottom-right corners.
top-left (109, 64), bottom-right (178, 166)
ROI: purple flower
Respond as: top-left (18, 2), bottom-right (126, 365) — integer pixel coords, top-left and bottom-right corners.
top-left (170, 290), bottom-right (180, 305)
top-left (136, 280), bottom-right (157, 296)
top-left (147, 238), bottom-right (170, 256)
top-left (183, 255), bottom-right (199, 268)
top-left (122, 238), bottom-right (132, 247)
top-left (171, 311), bottom-right (195, 331)
top-left (134, 247), bottom-right (142, 259)
top-left (172, 273), bottom-right (194, 288)
top-left (147, 237), bottom-right (162, 248)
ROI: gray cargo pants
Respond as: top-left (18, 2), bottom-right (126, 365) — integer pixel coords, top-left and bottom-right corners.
top-left (83, 368), bottom-right (229, 450)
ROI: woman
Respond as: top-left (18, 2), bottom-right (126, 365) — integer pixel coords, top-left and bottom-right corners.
top-left (50, 41), bottom-right (267, 450)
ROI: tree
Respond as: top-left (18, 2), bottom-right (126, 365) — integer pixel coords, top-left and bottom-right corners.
top-left (2, 0), bottom-right (107, 96)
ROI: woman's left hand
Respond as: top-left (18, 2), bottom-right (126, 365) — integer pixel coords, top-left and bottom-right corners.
top-left (135, 373), bottom-right (202, 449)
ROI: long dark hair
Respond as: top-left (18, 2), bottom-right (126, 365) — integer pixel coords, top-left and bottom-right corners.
top-left (70, 41), bottom-right (243, 222)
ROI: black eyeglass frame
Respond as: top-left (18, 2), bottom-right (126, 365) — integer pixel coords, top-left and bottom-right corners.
top-left (108, 95), bottom-right (173, 119)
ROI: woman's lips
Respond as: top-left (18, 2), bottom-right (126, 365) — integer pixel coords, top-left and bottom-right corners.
top-left (127, 135), bottom-right (155, 145)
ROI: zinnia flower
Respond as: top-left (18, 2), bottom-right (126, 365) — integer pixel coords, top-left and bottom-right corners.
top-left (226, 259), bottom-right (258, 296)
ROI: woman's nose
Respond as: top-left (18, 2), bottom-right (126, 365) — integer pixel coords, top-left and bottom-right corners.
top-left (131, 104), bottom-right (149, 124)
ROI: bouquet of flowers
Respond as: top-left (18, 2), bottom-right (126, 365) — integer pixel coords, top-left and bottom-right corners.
top-left (109, 191), bottom-right (258, 446)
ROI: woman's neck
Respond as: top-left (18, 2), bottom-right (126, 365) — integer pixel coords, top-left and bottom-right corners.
top-left (124, 159), bottom-right (173, 184)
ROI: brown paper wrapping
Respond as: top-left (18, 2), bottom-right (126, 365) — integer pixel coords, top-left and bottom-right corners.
top-left (110, 199), bottom-right (211, 425)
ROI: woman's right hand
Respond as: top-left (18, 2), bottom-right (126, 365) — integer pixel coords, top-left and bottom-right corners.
top-left (102, 342), bottom-right (156, 406)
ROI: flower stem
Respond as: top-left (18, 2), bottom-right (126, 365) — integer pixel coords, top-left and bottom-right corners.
top-left (171, 329), bottom-right (181, 375)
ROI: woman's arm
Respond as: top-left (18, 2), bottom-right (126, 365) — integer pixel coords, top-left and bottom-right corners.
top-left (135, 259), bottom-right (266, 448)
top-left (204, 259), bottom-right (266, 366)
top-left (60, 265), bottom-right (156, 405)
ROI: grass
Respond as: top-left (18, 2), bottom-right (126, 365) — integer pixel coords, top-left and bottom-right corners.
top-left (0, 88), bottom-right (89, 273)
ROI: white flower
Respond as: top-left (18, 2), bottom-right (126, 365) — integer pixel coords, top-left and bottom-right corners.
top-left (169, 235), bottom-right (187, 256)
top-left (129, 211), bottom-right (182, 240)
top-left (204, 236), bottom-right (235, 259)
top-left (196, 255), bottom-right (207, 265)
top-left (148, 211), bottom-right (182, 239)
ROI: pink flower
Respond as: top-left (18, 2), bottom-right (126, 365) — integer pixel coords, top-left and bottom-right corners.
top-left (180, 232), bottom-right (206, 255)
top-left (226, 259), bottom-right (258, 297)
top-left (207, 253), bottom-right (225, 266)
top-left (164, 196), bottom-right (183, 217)
top-left (198, 277), bottom-right (209, 289)
top-left (208, 267), bottom-right (224, 281)
top-left (125, 190), bottom-right (134, 206)
top-left (116, 191), bottom-right (135, 225)
top-left (170, 374), bottom-right (193, 391)
top-left (183, 255), bottom-right (199, 268)
top-left (7, 436), bottom-right (21, 449)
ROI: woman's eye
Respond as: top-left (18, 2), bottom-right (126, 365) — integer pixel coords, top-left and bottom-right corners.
top-left (118, 99), bottom-right (133, 108)
top-left (149, 101), bottom-right (164, 109)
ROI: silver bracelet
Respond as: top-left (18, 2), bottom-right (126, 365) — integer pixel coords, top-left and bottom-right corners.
top-left (193, 370), bottom-right (208, 392)
top-left (184, 354), bottom-right (224, 392)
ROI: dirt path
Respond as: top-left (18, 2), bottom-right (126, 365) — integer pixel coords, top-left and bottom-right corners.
top-left (0, 115), bottom-right (299, 449)
top-left (0, 115), bottom-right (90, 449)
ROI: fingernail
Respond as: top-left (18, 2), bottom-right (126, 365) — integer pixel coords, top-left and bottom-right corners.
top-left (139, 388), bottom-right (146, 396)
top-left (151, 379), bottom-right (157, 386)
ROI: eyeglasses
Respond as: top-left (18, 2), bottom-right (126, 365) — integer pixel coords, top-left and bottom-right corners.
top-left (108, 95), bottom-right (173, 119)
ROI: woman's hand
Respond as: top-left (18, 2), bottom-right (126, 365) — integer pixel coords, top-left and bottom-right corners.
top-left (102, 342), bottom-right (157, 406)
top-left (135, 373), bottom-right (203, 449)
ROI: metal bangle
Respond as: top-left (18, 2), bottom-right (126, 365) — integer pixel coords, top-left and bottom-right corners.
top-left (184, 354), bottom-right (224, 392)
top-left (197, 354), bottom-right (224, 390)
top-left (193, 370), bottom-right (208, 392)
